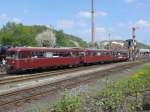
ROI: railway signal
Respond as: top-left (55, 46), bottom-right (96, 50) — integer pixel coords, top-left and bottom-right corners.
top-left (127, 27), bottom-right (139, 61)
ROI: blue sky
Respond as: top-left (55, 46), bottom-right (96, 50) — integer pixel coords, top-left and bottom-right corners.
top-left (0, 0), bottom-right (150, 44)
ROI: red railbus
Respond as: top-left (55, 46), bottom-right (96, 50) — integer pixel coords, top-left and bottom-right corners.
top-left (112, 50), bottom-right (129, 61)
top-left (83, 49), bottom-right (113, 64)
top-left (6, 47), bottom-right (82, 72)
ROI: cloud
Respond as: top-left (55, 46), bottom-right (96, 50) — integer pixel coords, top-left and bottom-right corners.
top-left (12, 17), bottom-right (21, 23)
top-left (125, 0), bottom-right (137, 3)
top-left (116, 20), bottom-right (150, 29)
top-left (0, 14), bottom-right (9, 21)
top-left (77, 27), bottom-right (118, 41)
top-left (78, 27), bottom-right (124, 41)
top-left (78, 11), bottom-right (91, 18)
top-left (0, 13), bottom-right (21, 23)
top-left (57, 20), bottom-right (75, 29)
top-left (97, 11), bottom-right (108, 17)
top-left (57, 19), bottom-right (89, 29)
top-left (78, 11), bottom-right (108, 18)
top-left (134, 19), bottom-right (150, 28)
top-left (80, 27), bottom-right (107, 36)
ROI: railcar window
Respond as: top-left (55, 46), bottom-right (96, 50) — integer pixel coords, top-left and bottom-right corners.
top-left (70, 52), bottom-right (79, 57)
top-left (106, 52), bottom-right (110, 56)
top-left (38, 52), bottom-right (44, 58)
top-left (86, 52), bottom-right (90, 56)
top-left (7, 51), bottom-right (18, 59)
top-left (31, 52), bottom-right (37, 58)
top-left (59, 53), bottom-right (64, 57)
top-left (80, 52), bottom-right (86, 56)
top-left (31, 51), bottom-right (44, 58)
top-left (101, 51), bottom-right (106, 56)
top-left (93, 52), bottom-right (97, 56)
top-left (63, 53), bottom-right (67, 57)
top-left (112, 52), bottom-right (117, 56)
top-left (19, 52), bottom-right (30, 59)
top-left (44, 52), bottom-right (72, 58)
top-left (97, 52), bottom-right (101, 56)
top-left (63, 53), bottom-right (71, 57)
top-left (86, 52), bottom-right (97, 56)
top-left (53, 53), bottom-right (61, 57)
top-left (45, 52), bottom-right (53, 58)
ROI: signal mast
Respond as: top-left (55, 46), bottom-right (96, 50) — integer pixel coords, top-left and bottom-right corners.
top-left (131, 27), bottom-right (138, 61)
top-left (132, 27), bottom-right (136, 50)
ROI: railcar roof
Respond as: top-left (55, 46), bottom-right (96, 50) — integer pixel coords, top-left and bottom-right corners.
top-left (8, 47), bottom-right (127, 52)
top-left (85, 49), bottom-right (113, 52)
top-left (9, 48), bottom-right (112, 52)
top-left (8, 47), bottom-right (83, 52)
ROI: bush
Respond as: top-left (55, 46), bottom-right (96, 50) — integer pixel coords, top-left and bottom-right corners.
top-left (51, 90), bottom-right (81, 112)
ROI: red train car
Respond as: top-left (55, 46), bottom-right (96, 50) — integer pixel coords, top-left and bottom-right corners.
top-left (6, 47), bottom-right (129, 73)
top-left (112, 50), bottom-right (129, 62)
top-left (82, 49), bottom-right (113, 64)
top-left (6, 47), bottom-right (82, 72)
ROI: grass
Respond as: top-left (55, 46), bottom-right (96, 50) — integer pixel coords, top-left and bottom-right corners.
top-left (50, 90), bottom-right (81, 112)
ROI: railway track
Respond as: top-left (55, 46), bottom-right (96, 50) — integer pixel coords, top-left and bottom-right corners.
top-left (0, 59), bottom-right (149, 111)
top-left (0, 64), bottom-right (108, 85)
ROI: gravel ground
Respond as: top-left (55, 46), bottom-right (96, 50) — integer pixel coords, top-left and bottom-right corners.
top-left (5, 62), bottom-right (150, 112)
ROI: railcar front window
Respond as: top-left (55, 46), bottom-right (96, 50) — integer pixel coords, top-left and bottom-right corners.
top-left (7, 51), bottom-right (18, 59)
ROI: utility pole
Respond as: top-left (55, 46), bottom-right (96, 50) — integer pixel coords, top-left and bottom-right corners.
top-left (91, 0), bottom-right (95, 48)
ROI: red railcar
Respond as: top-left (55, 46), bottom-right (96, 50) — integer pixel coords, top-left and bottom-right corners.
top-left (112, 50), bottom-right (129, 62)
top-left (6, 47), bottom-right (82, 72)
top-left (83, 49), bottom-right (113, 63)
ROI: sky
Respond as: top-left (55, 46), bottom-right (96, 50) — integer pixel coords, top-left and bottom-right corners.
top-left (0, 0), bottom-right (150, 45)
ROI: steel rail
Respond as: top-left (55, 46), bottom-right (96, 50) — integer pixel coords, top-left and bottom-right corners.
top-left (0, 64), bottom-right (108, 85)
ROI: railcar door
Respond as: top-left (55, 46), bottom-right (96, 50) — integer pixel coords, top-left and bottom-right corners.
top-left (79, 52), bottom-right (86, 64)
top-left (19, 51), bottom-right (31, 70)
